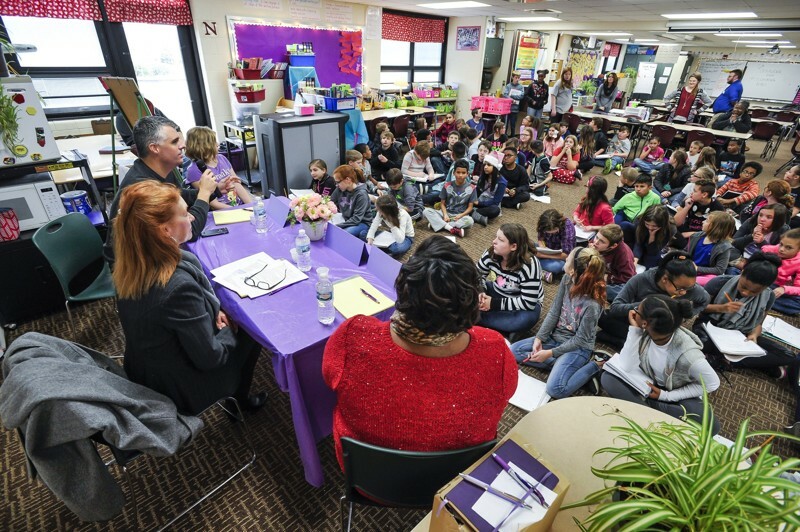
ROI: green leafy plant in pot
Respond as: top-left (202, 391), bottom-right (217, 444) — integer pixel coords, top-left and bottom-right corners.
top-left (578, 80), bottom-right (597, 96)
top-left (563, 388), bottom-right (800, 531)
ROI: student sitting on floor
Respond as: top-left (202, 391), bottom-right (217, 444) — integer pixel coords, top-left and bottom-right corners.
top-left (370, 131), bottom-right (401, 180)
top-left (476, 223), bottom-right (544, 337)
top-left (729, 204), bottom-right (790, 274)
top-left (330, 165), bottom-right (375, 238)
top-left (471, 151), bottom-right (507, 227)
top-left (466, 128), bottom-right (481, 158)
top-left (511, 247), bottom-right (607, 399)
top-left (422, 160), bottom-right (476, 238)
top-left (528, 140), bottom-right (553, 197)
top-left (632, 205), bottom-right (676, 269)
top-left (384, 168), bottom-right (423, 221)
top-left (590, 224), bottom-right (635, 302)
top-left (466, 108), bottom-right (484, 135)
top-left (363, 194), bottom-right (414, 258)
top-left (487, 121), bottom-right (509, 152)
top-left (610, 167), bottom-right (637, 207)
top-left (686, 210), bottom-right (736, 285)
top-left (687, 140), bottom-right (704, 168)
top-left (654, 150), bottom-right (692, 205)
top-left (716, 162), bottom-right (762, 212)
top-left (598, 125), bottom-right (632, 174)
top-left (433, 112), bottom-right (457, 145)
top-left (612, 174), bottom-right (662, 243)
top-left (738, 179), bottom-right (795, 224)
top-left (423, 141), bottom-right (474, 206)
top-left (401, 140), bottom-right (436, 183)
top-left (499, 146), bottom-right (531, 210)
top-left (542, 124), bottom-right (564, 158)
top-left (470, 140), bottom-right (492, 179)
top-left (573, 175), bottom-right (614, 233)
top-left (536, 208), bottom-right (576, 282)
top-left (693, 252), bottom-right (798, 379)
top-left (670, 166), bottom-right (716, 209)
top-left (550, 134), bottom-right (582, 184)
top-left (717, 139), bottom-right (745, 184)
top-left (369, 122), bottom-right (388, 151)
top-left (761, 228), bottom-right (800, 315)
top-left (633, 136), bottom-right (665, 174)
top-left (673, 179), bottom-right (724, 241)
top-left (694, 145), bottom-right (717, 173)
top-left (600, 294), bottom-right (720, 433)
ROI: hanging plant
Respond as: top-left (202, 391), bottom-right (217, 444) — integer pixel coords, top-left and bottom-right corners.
top-left (0, 89), bottom-right (21, 153)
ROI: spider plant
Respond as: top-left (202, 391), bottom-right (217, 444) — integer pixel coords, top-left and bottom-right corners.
top-left (0, 89), bottom-right (21, 153)
top-left (563, 388), bottom-right (800, 531)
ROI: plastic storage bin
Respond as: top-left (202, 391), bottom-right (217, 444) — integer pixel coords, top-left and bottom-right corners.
top-left (288, 54), bottom-right (316, 67)
top-left (323, 96), bottom-right (357, 111)
top-left (234, 89), bottom-right (266, 103)
top-left (486, 97), bottom-right (513, 115)
top-left (234, 68), bottom-right (262, 80)
top-left (471, 96), bottom-right (488, 110)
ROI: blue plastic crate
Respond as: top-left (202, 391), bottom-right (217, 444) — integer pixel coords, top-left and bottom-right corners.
top-left (323, 96), bottom-right (357, 111)
top-left (289, 54), bottom-right (316, 67)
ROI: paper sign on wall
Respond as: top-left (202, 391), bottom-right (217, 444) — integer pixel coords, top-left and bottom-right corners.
top-left (636, 62), bottom-right (658, 95)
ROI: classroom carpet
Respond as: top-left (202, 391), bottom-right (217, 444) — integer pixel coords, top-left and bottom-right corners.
top-left (1, 134), bottom-right (798, 531)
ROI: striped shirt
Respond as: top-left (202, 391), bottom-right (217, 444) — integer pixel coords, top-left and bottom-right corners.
top-left (476, 251), bottom-right (544, 311)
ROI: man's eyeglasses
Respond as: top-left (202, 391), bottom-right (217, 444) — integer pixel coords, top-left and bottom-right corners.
top-left (244, 263), bottom-right (287, 291)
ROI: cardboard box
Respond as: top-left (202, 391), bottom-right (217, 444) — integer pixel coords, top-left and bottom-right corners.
top-left (429, 435), bottom-right (569, 532)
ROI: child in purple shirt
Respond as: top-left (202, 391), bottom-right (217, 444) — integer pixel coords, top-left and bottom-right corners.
top-left (185, 126), bottom-right (252, 209)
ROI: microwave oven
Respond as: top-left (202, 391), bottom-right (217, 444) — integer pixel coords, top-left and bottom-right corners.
top-left (0, 173), bottom-right (67, 232)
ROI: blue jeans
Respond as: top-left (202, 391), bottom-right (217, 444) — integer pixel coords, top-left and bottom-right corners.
top-left (359, 231), bottom-right (413, 256)
top-left (592, 155), bottom-right (625, 168)
top-left (539, 259), bottom-right (565, 274)
top-left (479, 284), bottom-right (541, 334)
top-left (670, 192), bottom-right (686, 208)
top-left (771, 293), bottom-right (800, 316)
top-left (510, 339), bottom-right (598, 399)
top-left (633, 159), bottom-right (664, 173)
top-left (528, 107), bottom-right (543, 119)
top-left (345, 223), bottom-right (369, 239)
top-left (614, 212), bottom-right (637, 246)
top-left (607, 284), bottom-right (624, 302)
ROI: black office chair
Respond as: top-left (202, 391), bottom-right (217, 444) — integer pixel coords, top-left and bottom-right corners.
top-left (339, 437), bottom-right (497, 531)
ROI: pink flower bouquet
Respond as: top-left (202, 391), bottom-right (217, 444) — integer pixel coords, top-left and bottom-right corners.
top-left (288, 193), bottom-right (338, 225)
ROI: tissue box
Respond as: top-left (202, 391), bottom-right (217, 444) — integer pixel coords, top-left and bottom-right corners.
top-left (429, 435), bottom-right (569, 532)
top-left (295, 104), bottom-right (315, 116)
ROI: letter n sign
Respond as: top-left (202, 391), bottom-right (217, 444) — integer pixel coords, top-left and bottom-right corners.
top-left (203, 22), bottom-right (217, 36)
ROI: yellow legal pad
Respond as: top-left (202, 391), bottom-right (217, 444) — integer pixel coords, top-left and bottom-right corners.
top-left (212, 209), bottom-right (252, 225)
top-left (333, 275), bottom-right (394, 319)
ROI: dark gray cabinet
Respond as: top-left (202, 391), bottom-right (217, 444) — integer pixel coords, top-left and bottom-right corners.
top-left (484, 38), bottom-right (504, 68)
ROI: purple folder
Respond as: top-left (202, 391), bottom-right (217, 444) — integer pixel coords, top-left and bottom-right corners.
top-left (324, 223), bottom-right (366, 265)
top-left (443, 439), bottom-right (560, 531)
top-left (366, 246), bottom-right (402, 287)
top-left (266, 196), bottom-right (290, 226)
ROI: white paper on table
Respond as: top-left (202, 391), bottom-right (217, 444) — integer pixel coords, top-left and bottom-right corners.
top-left (530, 195), bottom-right (551, 204)
top-left (211, 253), bottom-right (308, 298)
top-left (471, 465), bottom-right (558, 531)
top-left (574, 227), bottom-right (596, 240)
top-left (509, 371), bottom-right (551, 412)
top-left (371, 231), bottom-right (396, 248)
top-left (762, 315), bottom-right (800, 350)
top-left (289, 188), bottom-right (315, 199)
top-left (331, 213), bottom-right (346, 226)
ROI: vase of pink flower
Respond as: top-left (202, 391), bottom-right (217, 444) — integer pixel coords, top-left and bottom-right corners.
top-left (288, 193), bottom-right (338, 241)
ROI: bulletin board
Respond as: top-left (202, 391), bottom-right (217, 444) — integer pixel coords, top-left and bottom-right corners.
top-left (567, 50), bottom-right (600, 84)
top-left (228, 17), bottom-right (363, 90)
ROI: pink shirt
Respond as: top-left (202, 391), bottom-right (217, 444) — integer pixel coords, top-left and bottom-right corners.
top-left (761, 245), bottom-right (800, 296)
top-left (643, 146), bottom-right (665, 163)
top-left (573, 201), bottom-right (614, 228)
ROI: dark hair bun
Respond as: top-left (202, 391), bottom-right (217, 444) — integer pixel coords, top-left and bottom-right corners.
top-left (675, 299), bottom-right (694, 320)
top-left (748, 251), bottom-right (782, 268)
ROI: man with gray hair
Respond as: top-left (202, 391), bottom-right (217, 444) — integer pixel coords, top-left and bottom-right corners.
top-left (103, 115), bottom-right (232, 264)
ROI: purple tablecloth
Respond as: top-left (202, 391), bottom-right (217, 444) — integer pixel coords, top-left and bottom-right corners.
top-left (186, 199), bottom-right (397, 486)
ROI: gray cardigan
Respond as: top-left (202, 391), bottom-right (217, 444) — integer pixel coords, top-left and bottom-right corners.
top-left (536, 275), bottom-right (602, 357)
top-left (687, 232), bottom-right (734, 276)
top-left (0, 332), bottom-right (202, 521)
top-left (610, 269), bottom-right (710, 318)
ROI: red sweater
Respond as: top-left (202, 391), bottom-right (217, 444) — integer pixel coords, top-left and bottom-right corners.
top-left (322, 316), bottom-right (518, 469)
top-left (573, 201), bottom-right (613, 228)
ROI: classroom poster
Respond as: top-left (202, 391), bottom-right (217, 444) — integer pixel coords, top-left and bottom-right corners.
top-left (635, 62), bottom-right (658, 95)
top-left (325, 1), bottom-right (353, 25)
top-left (567, 50), bottom-right (599, 82)
top-left (289, 0), bottom-right (321, 20)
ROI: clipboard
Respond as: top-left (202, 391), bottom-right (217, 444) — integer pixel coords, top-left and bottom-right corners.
top-left (332, 275), bottom-right (394, 318)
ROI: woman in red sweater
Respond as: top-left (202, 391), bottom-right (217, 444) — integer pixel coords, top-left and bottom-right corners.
top-left (323, 235), bottom-right (518, 469)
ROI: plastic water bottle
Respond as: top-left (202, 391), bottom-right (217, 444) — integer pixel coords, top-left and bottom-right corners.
top-left (254, 197), bottom-right (267, 234)
top-left (295, 229), bottom-right (312, 272)
top-left (316, 267), bottom-right (335, 325)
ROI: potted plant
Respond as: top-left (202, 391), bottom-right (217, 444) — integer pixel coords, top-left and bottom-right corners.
top-left (287, 193), bottom-right (339, 241)
top-left (564, 389), bottom-right (800, 531)
top-left (578, 79), bottom-right (598, 96)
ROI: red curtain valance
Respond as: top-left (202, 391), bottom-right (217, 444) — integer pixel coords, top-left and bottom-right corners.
top-left (105, 0), bottom-right (192, 26)
top-left (382, 12), bottom-right (445, 43)
top-left (0, 0), bottom-right (103, 20)
top-left (0, 0), bottom-right (193, 25)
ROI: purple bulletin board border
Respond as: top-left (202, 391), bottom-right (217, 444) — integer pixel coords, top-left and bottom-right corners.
top-left (230, 20), bottom-right (363, 91)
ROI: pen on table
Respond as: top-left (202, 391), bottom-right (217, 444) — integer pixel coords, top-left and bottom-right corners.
top-left (508, 461), bottom-right (550, 508)
top-left (360, 288), bottom-right (380, 304)
top-left (268, 284), bottom-right (290, 297)
top-left (457, 473), bottom-right (535, 510)
top-left (492, 454), bottom-right (548, 508)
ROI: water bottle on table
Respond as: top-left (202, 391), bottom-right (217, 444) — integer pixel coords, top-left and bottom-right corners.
top-left (316, 267), bottom-right (335, 325)
top-left (295, 229), bottom-right (312, 272)
top-left (253, 197), bottom-right (267, 234)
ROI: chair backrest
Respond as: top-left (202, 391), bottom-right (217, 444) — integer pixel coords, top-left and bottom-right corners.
top-left (776, 111), bottom-right (799, 123)
top-left (792, 131), bottom-right (800, 158)
top-left (341, 437), bottom-right (497, 508)
top-left (750, 109), bottom-right (769, 119)
top-left (32, 213), bottom-right (105, 298)
top-left (685, 129), bottom-right (717, 149)
top-left (392, 114), bottom-right (411, 139)
top-left (751, 121), bottom-right (780, 141)
top-left (651, 124), bottom-right (677, 148)
top-left (367, 116), bottom-right (388, 141)
top-left (563, 113), bottom-right (583, 136)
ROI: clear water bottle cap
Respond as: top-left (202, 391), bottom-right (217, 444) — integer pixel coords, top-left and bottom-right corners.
top-left (299, 229), bottom-right (306, 236)
top-left (316, 267), bottom-right (329, 278)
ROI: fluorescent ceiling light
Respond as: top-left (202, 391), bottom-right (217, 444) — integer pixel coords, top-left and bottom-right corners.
top-left (585, 32), bottom-right (632, 36)
top-left (733, 40), bottom-right (790, 44)
top-left (714, 33), bottom-right (782, 37)
top-left (416, 1), bottom-right (489, 8)
top-left (746, 45), bottom-right (796, 48)
top-left (662, 12), bottom-right (757, 20)
top-left (497, 17), bottom-right (561, 22)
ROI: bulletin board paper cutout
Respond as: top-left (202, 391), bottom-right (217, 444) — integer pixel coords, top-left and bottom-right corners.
top-left (229, 17), bottom-right (363, 92)
top-left (567, 50), bottom-right (600, 83)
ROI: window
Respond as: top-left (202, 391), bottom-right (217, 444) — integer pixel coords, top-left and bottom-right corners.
top-left (0, 14), bottom-right (207, 127)
top-left (379, 10), bottom-right (447, 93)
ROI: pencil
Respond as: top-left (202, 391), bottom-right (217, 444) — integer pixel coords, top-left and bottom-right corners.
top-left (724, 292), bottom-right (733, 303)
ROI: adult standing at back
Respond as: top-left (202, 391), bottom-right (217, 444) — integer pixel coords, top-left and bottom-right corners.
top-left (502, 71), bottom-right (525, 135)
top-left (594, 72), bottom-right (618, 113)
top-left (550, 67), bottom-right (574, 124)
top-left (525, 69), bottom-right (550, 119)
top-left (709, 69), bottom-right (744, 127)
top-left (103, 115), bottom-right (230, 265)
top-left (664, 72), bottom-right (711, 124)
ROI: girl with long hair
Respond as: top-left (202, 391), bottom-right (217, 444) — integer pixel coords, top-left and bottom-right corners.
top-left (664, 72), bottom-right (711, 124)
top-left (511, 247), bottom-right (607, 398)
top-left (488, 120), bottom-right (508, 152)
top-left (542, 124), bottom-right (564, 158)
top-left (476, 223), bottom-right (544, 335)
top-left (536, 208), bottom-right (576, 281)
top-left (577, 124), bottom-right (596, 173)
top-left (729, 204), bottom-right (790, 273)
top-left (518, 126), bottom-right (537, 167)
top-left (654, 150), bottom-right (692, 204)
top-left (550, 134), bottom-right (581, 184)
top-left (184, 126), bottom-right (252, 209)
top-left (739, 179), bottom-right (795, 223)
top-left (573, 175), bottom-right (613, 232)
top-left (331, 164), bottom-right (375, 238)
top-left (687, 210), bottom-right (736, 284)
top-left (595, 72), bottom-right (619, 112)
top-left (632, 205), bottom-right (675, 269)
top-left (471, 151), bottom-right (507, 226)
top-left (365, 194), bottom-right (414, 257)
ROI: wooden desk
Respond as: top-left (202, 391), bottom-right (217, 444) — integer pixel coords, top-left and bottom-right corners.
top-left (53, 136), bottom-right (134, 185)
top-left (646, 120), bottom-right (752, 141)
top-left (411, 397), bottom-right (680, 531)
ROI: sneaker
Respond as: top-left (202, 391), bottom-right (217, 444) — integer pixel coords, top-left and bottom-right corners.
top-left (450, 226), bottom-right (464, 238)
top-left (768, 366), bottom-right (788, 380)
top-left (473, 213), bottom-right (488, 227)
top-left (588, 376), bottom-right (601, 396)
top-left (785, 421), bottom-right (800, 437)
top-left (615, 163), bottom-right (623, 171)
top-left (515, 203), bottom-right (522, 210)
top-left (574, 170), bottom-right (583, 181)
top-left (592, 350), bottom-right (613, 363)
top-left (603, 158), bottom-right (613, 174)
top-left (542, 271), bottom-right (554, 283)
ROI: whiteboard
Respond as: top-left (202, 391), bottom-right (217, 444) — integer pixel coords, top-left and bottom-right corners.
top-left (742, 61), bottom-right (800, 102)
top-left (696, 59), bottom-right (747, 97)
